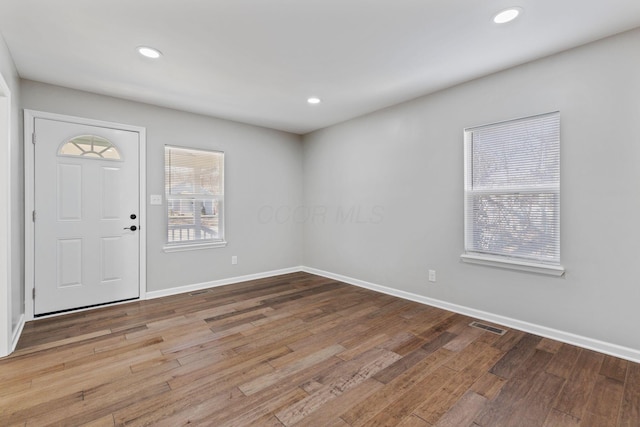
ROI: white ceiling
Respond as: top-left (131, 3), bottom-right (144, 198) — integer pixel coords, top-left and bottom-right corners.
top-left (1, 1), bottom-right (639, 134)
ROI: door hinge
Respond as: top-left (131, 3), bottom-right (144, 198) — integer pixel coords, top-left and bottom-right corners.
top-left (32, 288), bottom-right (35, 299)
top-left (32, 210), bottom-right (36, 222)
top-left (32, 132), bottom-right (36, 144)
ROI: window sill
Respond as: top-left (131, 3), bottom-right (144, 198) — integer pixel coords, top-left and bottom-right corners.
top-left (163, 241), bottom-right (227, 253)
top-left (460, 253), bottom-right (565, 277)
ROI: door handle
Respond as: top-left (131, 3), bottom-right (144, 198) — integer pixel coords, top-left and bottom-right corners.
top-left (124, 225), bottom-right (138, 231)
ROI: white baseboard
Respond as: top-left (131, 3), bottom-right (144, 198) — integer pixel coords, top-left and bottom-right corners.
top-left (145, 266), bottom-right (304, 300)
top-left (302, 266), bottom-right (640, 364)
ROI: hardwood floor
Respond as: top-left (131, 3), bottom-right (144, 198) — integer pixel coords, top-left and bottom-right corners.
top-left (1, 272), bottom-right (639, 426)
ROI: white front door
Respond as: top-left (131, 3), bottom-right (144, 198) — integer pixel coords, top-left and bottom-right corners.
top-left (34, 118), bottom-right (140, 315)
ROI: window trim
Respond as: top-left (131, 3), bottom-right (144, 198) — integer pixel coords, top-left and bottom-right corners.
top-left (461, 112), bottom-right (564, 276)
top-left (162, 145), bottom-right (226, 252)
top-left (460, 253), bottom-right (565, 276)
top-left (163, 240), bottom-right (227, 253)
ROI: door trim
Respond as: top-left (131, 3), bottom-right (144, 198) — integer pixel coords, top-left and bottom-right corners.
top-left (0, 71), bottom-right (12, 357)
top-left (24, 110), bottom-right (147, 321)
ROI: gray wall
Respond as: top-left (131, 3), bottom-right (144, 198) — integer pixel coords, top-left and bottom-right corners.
top-left (0, 33), bottom-right (24, 334)
top-left (21, 81), bottom-right (303, 292)
top-left (303, 28), bottom-right (640, 351)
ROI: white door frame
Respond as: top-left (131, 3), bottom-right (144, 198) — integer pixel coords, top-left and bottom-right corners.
top-left (0, 70), bottom-right (12, 356)
top-left (24, 110), bottom-right (147, 321)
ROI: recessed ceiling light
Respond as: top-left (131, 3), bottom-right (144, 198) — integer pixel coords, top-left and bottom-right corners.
top-left (493, 8), bottom-right (521, 24)
top-left (307, 97), bottom-right (321, 105)
top-left (137, 46), bottom-right (162, 59)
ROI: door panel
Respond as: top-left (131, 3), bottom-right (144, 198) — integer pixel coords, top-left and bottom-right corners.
top-left (101, 237), bottom-right (122, 282)
top-left (34, 118), bottom-right (140, 315)
top-left (57, 239), bottom-right (82, 287)
top-left (101, 167), bottom-right (121, 219)
top-left (57, 164), bottom-right (82, 220)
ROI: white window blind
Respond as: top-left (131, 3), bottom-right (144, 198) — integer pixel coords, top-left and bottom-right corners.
top-left (165, 146), bottom-right (225, 247)
top-left (464, 112), bottom-right (560, 266)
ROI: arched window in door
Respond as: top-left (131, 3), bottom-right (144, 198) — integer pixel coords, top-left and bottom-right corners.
top-left (59, 135), bottom-right (122, 160)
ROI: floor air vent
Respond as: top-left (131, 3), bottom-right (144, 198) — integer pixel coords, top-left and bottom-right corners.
top-left (469, 321), bottom-right (508, 335)
top-left (189, 290), bottom-right (209, 296)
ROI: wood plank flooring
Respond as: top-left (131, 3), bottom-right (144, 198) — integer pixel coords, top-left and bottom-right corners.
top-left (1, 272), bottom-right (639, 426)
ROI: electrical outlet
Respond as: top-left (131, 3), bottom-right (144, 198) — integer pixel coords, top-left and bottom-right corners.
top-left (150, 194), bottom-right (162, 205)
top-left (428, 269), bottom-right (436, 282)
top-left (231, 256), bottom-right (238, 265)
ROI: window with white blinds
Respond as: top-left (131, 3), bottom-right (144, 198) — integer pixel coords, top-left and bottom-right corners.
top-left (164, 145), bottom-right (225, 250)
top-left (463, 112), bottom-right (561, 272)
